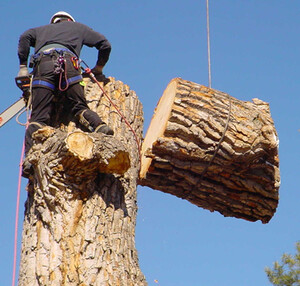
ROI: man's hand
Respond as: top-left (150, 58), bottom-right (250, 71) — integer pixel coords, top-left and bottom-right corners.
top-left (91, 65), bottom-right (103, 76)
top-left (91, 65), bottom-right (109, 84)
top-left (17, 65), bottom-right (29, 77)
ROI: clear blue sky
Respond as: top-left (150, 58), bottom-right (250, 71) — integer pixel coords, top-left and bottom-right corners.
top-left (1, 1), bottom-right (299, 285)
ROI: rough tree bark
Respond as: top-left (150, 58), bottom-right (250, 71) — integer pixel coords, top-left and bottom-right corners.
top-left (18, 77), bottom-right (146, 286)
top-left (139, 78), bottom-right (280, 224)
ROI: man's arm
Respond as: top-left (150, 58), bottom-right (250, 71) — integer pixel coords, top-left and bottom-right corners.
top-left (18, 28), bottom-right (36, 66)
top-left (82, 25), bottom-right (111, 70)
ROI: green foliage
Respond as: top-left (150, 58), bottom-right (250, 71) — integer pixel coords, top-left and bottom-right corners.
top-left (265, 242), bottom-right (300, 286)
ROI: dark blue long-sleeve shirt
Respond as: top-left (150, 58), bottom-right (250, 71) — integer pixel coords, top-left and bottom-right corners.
top-left (18, 21), bottom-right (111, 66)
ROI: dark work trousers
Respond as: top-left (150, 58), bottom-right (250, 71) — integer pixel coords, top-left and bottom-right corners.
top-left (25, 52), bottom-right (103, 155)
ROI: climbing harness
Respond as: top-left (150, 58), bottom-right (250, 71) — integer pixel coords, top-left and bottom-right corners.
top-left (31, 47), bottom-right (83, 92)
top-left (53, 51), bottom-right (82, 91)
top-left (54, 53), bottom-right (69, 91)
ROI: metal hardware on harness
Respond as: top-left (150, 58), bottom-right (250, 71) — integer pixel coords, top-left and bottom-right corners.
top-left (53, 52), bottom-right (69, 91)
top-left (71, 57), bottom-right (79, 70)
top-left (54, 55), bottom-right (65, 75)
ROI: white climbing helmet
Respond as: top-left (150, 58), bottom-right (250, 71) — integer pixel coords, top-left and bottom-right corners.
top-left (50, 11), bottom-right (75, 24)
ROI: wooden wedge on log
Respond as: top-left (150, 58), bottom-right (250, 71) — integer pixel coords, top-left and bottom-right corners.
top-left (139, 78), bottom-right (280, 223)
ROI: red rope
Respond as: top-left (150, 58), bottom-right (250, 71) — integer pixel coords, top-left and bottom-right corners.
top-left (12, 140), bottom-right (25, 286)
top-left (12, 102), bottom-right (30, 286)
top-left (58, 59), bottom-right (69, 92)
top-left (85, 69), bottom-right (142, 165)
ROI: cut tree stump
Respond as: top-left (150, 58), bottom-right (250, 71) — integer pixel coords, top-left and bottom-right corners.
top-left (139, 78), bottom-right (280, 223)
top-left (18, 77), bottom-right (146, 286)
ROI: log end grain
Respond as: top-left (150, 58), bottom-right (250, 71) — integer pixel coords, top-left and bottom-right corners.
top-left (99, 150), bottom-right (131, 175)
top-left (66, 131), bottom-right (94, 160)
top-left (140, 78), bottom-right (178, 178)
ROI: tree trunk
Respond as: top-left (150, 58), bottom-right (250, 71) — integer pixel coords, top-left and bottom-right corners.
top-left (139, 78), bottom-right (280, 224)
top-left (18, 77), bottom-right (146, 286)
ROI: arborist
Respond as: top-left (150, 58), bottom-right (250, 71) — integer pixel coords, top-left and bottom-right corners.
top-left (17, 11), bottom-right (113, 178)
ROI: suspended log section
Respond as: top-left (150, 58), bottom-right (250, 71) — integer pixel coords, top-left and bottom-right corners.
top-left (139, 78), bottom-right (280, 223)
